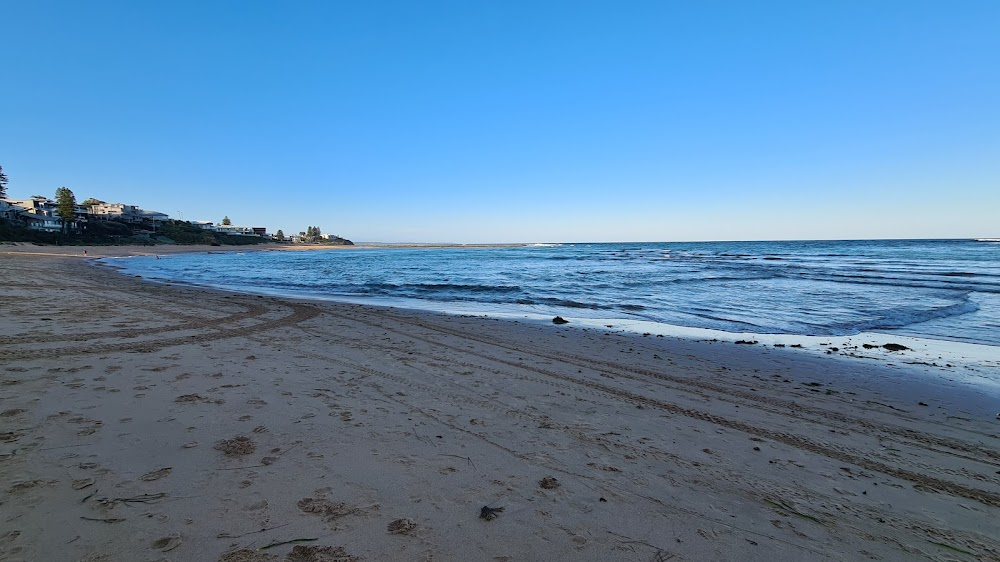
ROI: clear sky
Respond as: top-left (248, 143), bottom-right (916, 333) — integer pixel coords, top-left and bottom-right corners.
top-left (2, 1), bottom-right (998, 242)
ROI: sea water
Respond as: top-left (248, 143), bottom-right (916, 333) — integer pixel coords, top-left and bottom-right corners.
top-left (114, 239), bottom-right (999, 346)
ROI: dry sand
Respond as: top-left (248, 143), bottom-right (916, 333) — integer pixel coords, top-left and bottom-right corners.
top-left (1, 249), bottom-right (998, 561)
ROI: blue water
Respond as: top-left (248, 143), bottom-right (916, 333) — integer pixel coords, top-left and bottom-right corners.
top-left (114, 239), bottom-right (1000, 347)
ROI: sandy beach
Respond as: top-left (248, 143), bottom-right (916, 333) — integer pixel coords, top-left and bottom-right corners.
top-left (1, 250), bottom-right (999, 562)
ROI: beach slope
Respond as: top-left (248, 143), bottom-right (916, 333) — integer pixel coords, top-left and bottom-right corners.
top-left (1, 252), bottom-right (998, 561)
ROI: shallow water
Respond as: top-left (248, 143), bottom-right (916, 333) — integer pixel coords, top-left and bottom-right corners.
top-left (114, 239), bottom-right (1000, 348)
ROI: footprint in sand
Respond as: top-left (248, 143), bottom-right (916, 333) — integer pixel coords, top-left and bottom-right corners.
top-left (72, 478), bottom-right (96, 490)
top-left (244, 500), bottom-right (268, 511)
top-left (297, 497), bottom-right (372, 522)
top-left (151, 534), bottom-right (182, 552)
top-left (0, 432), bottom-right (22, 443)
top-left (7, 480), bottom-right (52, 494)
top-left (218, 548), bottom-right (277, 562)
top-left (140, 467), bottom-right (172, 481)
top-left (214, 436), bottom-right (256, 456)
top-left (286, 545), bottom-right (360, 562)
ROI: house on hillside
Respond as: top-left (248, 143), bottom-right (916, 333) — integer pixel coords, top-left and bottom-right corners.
top-left (0, 200), bottom-right (18, 221)
top-left (7, 198), bottom-right (52, 214)
top-left (88, 202), bottom-right (169, 225)
top-left (5, 198), bottom-right (81, 232)
top-left (139, 209), bottom-right (170, 223)
top-left (215, 224), bottom-right (258, 236)
top-left (17, 211), bottom-right (63, 232)
top-left (87, 202), bottom-right (141, 222)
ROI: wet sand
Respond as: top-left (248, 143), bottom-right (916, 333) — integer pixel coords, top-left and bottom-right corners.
top-left (1, 250), bottom-right (998, 561)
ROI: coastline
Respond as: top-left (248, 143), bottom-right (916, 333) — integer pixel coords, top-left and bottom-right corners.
top-left (102, 245), bottom-right (1000, 401)
top-left (1, 252), bottom-right (999, 561)
top-left (0, 241), bottom-right (531, 259)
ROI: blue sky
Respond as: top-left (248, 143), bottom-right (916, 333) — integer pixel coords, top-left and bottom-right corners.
top-left (2, 1), bottom-right (998, 242)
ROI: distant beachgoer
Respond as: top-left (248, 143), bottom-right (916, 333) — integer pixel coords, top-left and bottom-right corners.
top-left (83, 249), bottom-right (87, 256)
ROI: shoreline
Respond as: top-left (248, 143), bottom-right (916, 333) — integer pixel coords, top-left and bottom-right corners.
top-left (2, 252), bottom-right (999, 560)
top-left (102, 246), bottom-right (1000, 398)
top-left (0, 241), bottom-right (535, 259)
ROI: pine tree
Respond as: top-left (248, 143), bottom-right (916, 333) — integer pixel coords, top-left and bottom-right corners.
top-left (0, 165), bottom-right (8, 199)
top-left (275, 229), bottom-right (284, 241)
top-left (222, 216), bottom-right (232, 225)
top-left (55, 187), bottom-right (77, 233)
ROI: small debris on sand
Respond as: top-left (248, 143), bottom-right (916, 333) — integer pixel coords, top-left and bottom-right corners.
top-left (883, 343), bottom-right (910, 352)
top-left (214, 436), bottom-right (256, 456)
top-left (539, 477), bottom-right (561, 489)
top-left (387, 518), bottom-right (417, 534)
top-left (480, 505), bottom-right (505, 521)
top-left (552, 316), bottom-right (569, 325)
top-left (734, 340), bottom-right (758, 345)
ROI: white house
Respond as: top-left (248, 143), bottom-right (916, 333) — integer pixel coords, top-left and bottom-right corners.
top-left (89, 202), bottom-right (169, 224)
top-left (194, 221), bottom-right (266, 236)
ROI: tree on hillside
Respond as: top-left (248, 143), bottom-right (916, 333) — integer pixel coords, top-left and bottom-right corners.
top-left (303, 226), bottom-right (322, 242)
top-left (275, 229), bottom-right (284, 241)
top-left (81, 197), bottom-right (105, 207)
top-left (221, 216), bottom-right (232, 225)
top-left (0, 165), bottom-right (8, 199)
top-left (55, 187), bottom-right (77, 234)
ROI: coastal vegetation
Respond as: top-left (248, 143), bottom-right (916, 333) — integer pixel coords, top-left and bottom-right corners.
top-left (0, 164), bottom-right (352, 247)
top-left (55, 187), bottom-right (77, 233)
top-left (0, 217), bottom-right (269, 246)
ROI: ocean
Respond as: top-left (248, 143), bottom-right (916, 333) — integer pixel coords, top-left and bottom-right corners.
top-left (113, 239), bottom-right (1000, 350)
